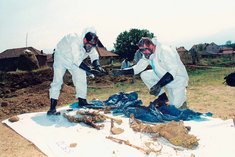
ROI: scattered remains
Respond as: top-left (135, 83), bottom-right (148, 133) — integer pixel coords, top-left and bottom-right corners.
top-left (69, 143), bottom-right (77, 148)
top-left (110, 119), bottom-right (124, 135)
top-left (8, 115), bottom-right (19, 122)
top-left (129, 114), bottom-right (199, 148)
top-left (63, 110), bottom-right (198, 150)
top-left (77, 110), bottom-right (122, 124)
top-left (76, 110), bottom-right (106, 122)
top-left (106, 136), bottom-right (162, 155)
top-left (63, 113), bottom-right (105, 130)
top-left (63, 110), bottom-right (123, 130)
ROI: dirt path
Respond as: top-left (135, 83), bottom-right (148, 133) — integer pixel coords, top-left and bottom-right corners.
top-left (0, 123), bottom-right (46, 157)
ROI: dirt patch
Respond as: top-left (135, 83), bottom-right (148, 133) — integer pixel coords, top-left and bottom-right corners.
top-left (0, 81), bottom-right (76, 120)
top-left (0, 68), bottom-right (134, 157)
top-left (0, 68), bottom-right (133, 120)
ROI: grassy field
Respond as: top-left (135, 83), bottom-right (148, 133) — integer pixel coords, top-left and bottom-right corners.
top-left (87, 66), bottom-right (235, 120)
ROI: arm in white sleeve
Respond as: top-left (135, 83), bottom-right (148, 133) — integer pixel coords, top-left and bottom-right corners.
top-left (132, 58), bottom-right (149, 74)
top-left (70, 40), bottom-right (83, 67)
top-left (88, 48), bottom-right (99, 63)
top-left (162, 48), bottom-right (179, 78)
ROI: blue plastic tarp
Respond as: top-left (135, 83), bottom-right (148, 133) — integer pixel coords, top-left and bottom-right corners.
top-left (70, 92), bottom-right (212, 123)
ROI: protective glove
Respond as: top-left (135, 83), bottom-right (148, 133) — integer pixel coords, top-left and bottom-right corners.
top-left (79, 61), bottom-right (103, 77)
top-left (92, 59), bottom-right (108, 75)
top-left (90, 68), bottom-right (105, 77)
top-left (149, 72), bottom-right (174, 96)
top-left (150, 84), bottom-right (161, 96)
top-left (112, 68), bottom-right (134, 76)
top-left (96, 66), bottom-right (107, 74)
top-left (87, 73), bottom-right (95, 78)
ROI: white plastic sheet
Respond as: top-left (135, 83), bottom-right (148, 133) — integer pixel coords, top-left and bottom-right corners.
top-left (2, 106), bottom-right (235, 157)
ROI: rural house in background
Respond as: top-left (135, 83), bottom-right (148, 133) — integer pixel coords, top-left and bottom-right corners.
top-left (219, 46), bottom-right (234, 54)
top-left (46, 54), bottom-right (54, 67)
top-left (192, 42), bottom-right (220, 57)
top-left (45, 47), bottom-right (118, 67)
top-left (176, 46), bottom-right (192, 64)
top-left (0, 47), bottom-right (47, 72)
top-left (96, 47), bottom-right (118, 65)
top-left (190, 42), bottom-right (235, 57)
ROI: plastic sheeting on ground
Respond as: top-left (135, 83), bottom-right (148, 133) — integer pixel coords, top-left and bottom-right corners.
top-left (70, 91), bottom-right (212, 122)
top-left (2, 106), bottom-right (235, 157)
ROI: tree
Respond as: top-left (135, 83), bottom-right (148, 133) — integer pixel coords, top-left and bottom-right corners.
top-left (197, 44), bottom-right (204, 51)
top-left (225, 40), bottom-right (232, 46)
top-left (114, 28), bottom-right (154, 60)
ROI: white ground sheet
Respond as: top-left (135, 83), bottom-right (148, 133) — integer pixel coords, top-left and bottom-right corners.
top-left (2, 106), bottom-right (235, 157)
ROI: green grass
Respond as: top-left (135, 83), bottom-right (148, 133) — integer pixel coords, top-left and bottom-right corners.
top-left (188, 67), bottom-right (235, 86)
top-left (87, 66), bottom-right (235, 119)
top-left (88, 66), bottom-right (235, 99)
top-left (88, 79), bottom-right (150, 102)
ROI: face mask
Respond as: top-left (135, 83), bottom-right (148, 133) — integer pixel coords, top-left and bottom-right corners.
top-left (83, 33), bottom-right (98, 53)
top-left (139, 48), bottom-right (153, 59)
top-left (88, 35), bottom-right (98, 46)
top-left (84, 43), bottom-right (93, 52)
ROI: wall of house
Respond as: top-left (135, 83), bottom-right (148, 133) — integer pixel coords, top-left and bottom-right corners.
top-left (36, 55), bottom-right (47, 67)
top-left (0, 58), bottom-right (19, 71)
top-left (206, 44), bottom-right (220, 54)
top-left (0, 55), bottom-right (47, 72)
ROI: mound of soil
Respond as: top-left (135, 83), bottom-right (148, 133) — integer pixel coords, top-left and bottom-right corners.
top-left (0, 67), bottom-right (133, 120)
top-left (0, 81), bottom-right (76, 120)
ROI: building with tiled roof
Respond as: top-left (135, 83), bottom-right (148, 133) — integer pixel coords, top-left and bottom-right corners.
top-left (96, 47), bottom-right (118, 65)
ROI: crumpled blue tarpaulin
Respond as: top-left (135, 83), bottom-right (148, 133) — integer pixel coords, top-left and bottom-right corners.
top-left (70, 92), bottom-right (212, 123)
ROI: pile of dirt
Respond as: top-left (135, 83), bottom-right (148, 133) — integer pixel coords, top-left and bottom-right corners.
top-left (0, 68), bottom-right (53, 98)
top-left (0, 67), bottom-right (133, 120)
top-left (0, 81), bottom-right (76, 120)
top-left (0, 68), bottom-right (72, 119)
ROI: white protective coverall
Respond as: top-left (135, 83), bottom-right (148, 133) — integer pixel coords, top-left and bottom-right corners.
top-left (132, 39), bottom-right (189, 108)
top-left (49, 28), bottom-right (99, 99)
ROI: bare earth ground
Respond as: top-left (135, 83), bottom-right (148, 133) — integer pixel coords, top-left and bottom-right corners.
top-left (0, 68), bottom-right (235, 157)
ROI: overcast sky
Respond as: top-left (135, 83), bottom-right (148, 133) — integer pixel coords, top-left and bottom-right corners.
top-left (0, 0), bottom-right (235, 53)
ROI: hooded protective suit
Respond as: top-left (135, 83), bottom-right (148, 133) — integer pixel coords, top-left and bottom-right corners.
top-left (132, 38), bottom-right (189, 108)
top-left (49, 28), bottom-right (99, 99)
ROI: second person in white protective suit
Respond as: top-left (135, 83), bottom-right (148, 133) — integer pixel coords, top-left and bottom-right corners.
top-left (47, 27), bottom-right (107, 115)
top-left (112, 37), bottom-right (189, 109)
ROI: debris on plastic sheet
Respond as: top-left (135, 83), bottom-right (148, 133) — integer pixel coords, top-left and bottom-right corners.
top-left (110, 119), bottom-right (124, 135)
top-left (69, 143), bottom-right (77, 148)
top-left (63, 111), bottom-right (105, 130)
top-left (63, 109), bottom-right (123, 130)
top-left (8, 115), bottom-right (19, 122)
top-left (106, 136), bottom-right (162, 155)
top-left (129, 114), bottom-right (199, 149)
top-left (76, 110), bottom-right (122, 124)
top-left (190, 153), bottom-right (196, 157)
top-left (76, 110), bottom-right (106, 123)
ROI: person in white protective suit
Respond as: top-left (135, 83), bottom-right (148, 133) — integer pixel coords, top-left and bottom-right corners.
top-left (47, 28), bottom-right (107, 115)
top-left (112, 37), bottom-right (189, 109)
